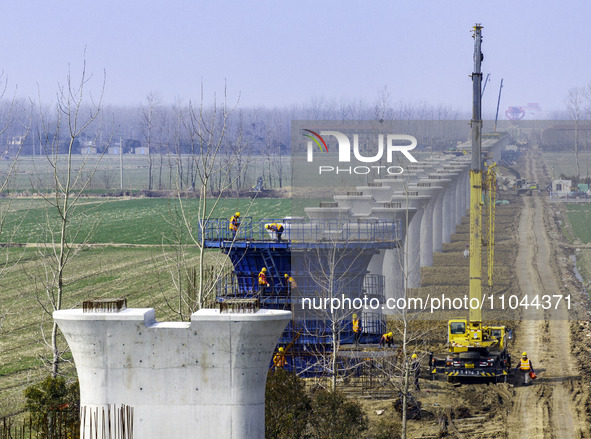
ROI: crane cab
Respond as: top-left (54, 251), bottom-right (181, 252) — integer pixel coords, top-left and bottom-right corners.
top-left (447, 319), bottom-right (509, 352)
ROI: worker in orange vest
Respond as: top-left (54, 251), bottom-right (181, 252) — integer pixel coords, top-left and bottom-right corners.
top-left (273, 347), bottom-right (286, 369)
top-left (284, 273), bottom-right (297, 290)
top-left (379, 331), bottom-right (394, 348)
top-left (410, 353), bottom-right (421, 391)
top-left (515, 351), bottom-right (535, 386)
top-left (266, 223), bottom-right (284, 242)
top-left (352, 313), bottom-right (362, 346)
top-left (258, 267), bottom-right (270, 294)
top-left (229, 212), bottom-right (241, 238)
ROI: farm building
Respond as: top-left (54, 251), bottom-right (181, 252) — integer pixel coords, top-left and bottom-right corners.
top-left (552, 179), bottom-right (572, 196)
top-left (80, 146), bottom-right (97, 154)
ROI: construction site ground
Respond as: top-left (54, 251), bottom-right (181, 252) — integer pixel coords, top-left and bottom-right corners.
top-left (356, 146), bottom-right (591, 438)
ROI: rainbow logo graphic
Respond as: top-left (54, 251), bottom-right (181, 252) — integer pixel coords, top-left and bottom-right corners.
top-left (302, 129), bottom-right (328, 153)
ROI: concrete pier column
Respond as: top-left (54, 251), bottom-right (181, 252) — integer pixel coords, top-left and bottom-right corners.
top-left (54, 307), bottom-right (291, 439)
top-left (443, 163), bottom-right (470, 227)
top-left (428, 177), bottom-right (451, 252)
top-left (394, 193), bottom-right (430, 289)
top-left (415, 186), bottom-right (437, 268)
top-left (455, 170), bottom-right (467, 226)
top-left (363, 206), bottom-right (416, 305)
top-left (437, 172), bottom-right (460, 244)
top-left (410, 179), bottom-right (447, 263)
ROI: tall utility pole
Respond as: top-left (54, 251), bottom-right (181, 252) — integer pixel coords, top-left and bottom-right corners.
top-left (469, 23), bottom-right (484, 327)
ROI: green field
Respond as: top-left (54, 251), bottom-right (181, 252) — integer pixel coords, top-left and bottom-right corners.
top-left (542, 152), bottom-right (591, 180)
top-left (564, 203), bottom-right (591, 295)
top-left (0, 154), bottom-right (292, 192)
top-left (0, 197), bottom-right (299, 245)
top-left (0, 246), bottom-right (213, 417)
top-left (566, 204), bottom-right (591, 244)
top-left (0, 195), bottom-right (298, 418)
top-left (0, 150), bottom-right (430, 418)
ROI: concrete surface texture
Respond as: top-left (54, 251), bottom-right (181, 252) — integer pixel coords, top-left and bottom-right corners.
top-left (54, 307), bottom-right (291, 439)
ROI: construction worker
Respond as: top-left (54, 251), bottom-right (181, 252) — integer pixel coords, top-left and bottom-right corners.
top-left (352, 313), bottom-right (362, 346)
top-left (266, 223), bottom-right (284, 242)
top-left (273, 347), bottom-right (286, 369)
top-left (463, 244), bottom-right (469, 258)
top-left (411, 353), bottom-right (421, 391)
top-left (379, 331), bottom-right (394, 348)
top-left (229, 212), bottom-right (241, 238)
top-left (258, 267), bottom-right (270, 294)
top-left (515, 351), bottom-right (535, 386)
top-left (284, 273), bottom-right (297, 289)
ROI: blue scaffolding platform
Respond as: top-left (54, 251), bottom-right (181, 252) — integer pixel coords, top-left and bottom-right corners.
top-left (201, 217), bottom-right (402, 375)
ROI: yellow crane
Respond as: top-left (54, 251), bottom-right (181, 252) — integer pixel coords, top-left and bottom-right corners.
top-left (431, 24), bottom-right (511, 382)
top-left (485, 163), bottom-right (496, 288)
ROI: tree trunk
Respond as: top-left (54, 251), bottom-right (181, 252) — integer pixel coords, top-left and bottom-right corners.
top-left (575, 119), bottom-right (581, 177)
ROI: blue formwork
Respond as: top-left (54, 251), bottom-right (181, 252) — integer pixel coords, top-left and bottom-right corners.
top-left (201, 217), bottom-right (402, 375)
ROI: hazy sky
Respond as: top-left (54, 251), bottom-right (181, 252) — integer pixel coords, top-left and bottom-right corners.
top-left (3, 1), bottom-right (590, 115)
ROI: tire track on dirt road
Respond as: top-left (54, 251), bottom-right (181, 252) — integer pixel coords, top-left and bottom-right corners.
top-left (507, 147), bottom-right (589, 438)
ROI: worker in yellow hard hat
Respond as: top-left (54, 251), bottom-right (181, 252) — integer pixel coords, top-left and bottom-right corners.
top-left (266, 222), bottom-right (285, 242)
top-left (229, 212), bottom-right (241, 238)
top-left (379, 331), bottom-right (394, 348)
top-left (352, 313), bottom-right (362, 346)
top-left (411, 353), bottom-right (421, 391)
top-left (284, 273), bottom-right (297, 290)
top-left (515, 351), bottom-right (535, 386)
top-left (273, 347), bottom-right (286, 369)
top-left (258, 267), bottom-right (270, 294)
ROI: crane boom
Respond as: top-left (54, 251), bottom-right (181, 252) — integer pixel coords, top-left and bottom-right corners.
top-left (469, 23), bottom-right (484, 326)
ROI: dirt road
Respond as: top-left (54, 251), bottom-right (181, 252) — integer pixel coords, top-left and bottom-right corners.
top-left (506, 147), bottom-right (590, 438)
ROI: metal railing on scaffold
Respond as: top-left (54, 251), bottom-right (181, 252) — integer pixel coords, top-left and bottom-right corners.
top-left (199, 218), bottom-right (402, 244)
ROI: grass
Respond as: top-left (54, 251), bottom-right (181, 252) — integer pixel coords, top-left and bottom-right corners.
top-left (565, 204), bottom-right (591, 244)
top-left (542, 152), bottom-right (591, 180)
top-left (0, 197), bottom-right (308, 245)
top-left (575, 249), bottom-right (591, 293)
top-left (0, 154), bottom-right (292, 192)
top-left (0, 193), bottom-right (303, 417)
top-left (0, 152), bottom-right (425, 417)
top-left (1, 151), bottom-right (432, 194)
top-left (0, 245), bottom-right (225, 417)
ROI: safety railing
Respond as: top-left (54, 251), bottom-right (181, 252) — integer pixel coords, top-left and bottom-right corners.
top-left (199, 217), bottom-right (402, 243)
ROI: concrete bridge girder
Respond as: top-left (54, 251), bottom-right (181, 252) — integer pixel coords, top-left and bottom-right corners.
top-left (304, 207), bottom-right (352, 221)
top-left (333, 194), bottom-right (375, 216)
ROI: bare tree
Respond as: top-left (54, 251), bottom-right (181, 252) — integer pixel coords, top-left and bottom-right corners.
top-left (566, 87), bottom-right (584, 177)
top-left (0, 76), bottom-right (30, 333)
top-left (141, 92), bottom-right (161, 190)
top-left (293, 219), bottom-right (392, 392)
top-left (582, 82), bottom-right (591, 178)
top-left (32, 61), bottom-right (107, 376)
top-left (160, 84), bottom-right (258, 318)
top-left (374, 85), bottom-right (393, 122)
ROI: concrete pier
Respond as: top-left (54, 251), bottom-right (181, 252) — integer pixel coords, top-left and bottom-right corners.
top-left (54, 307), bottom-right (291, 439)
